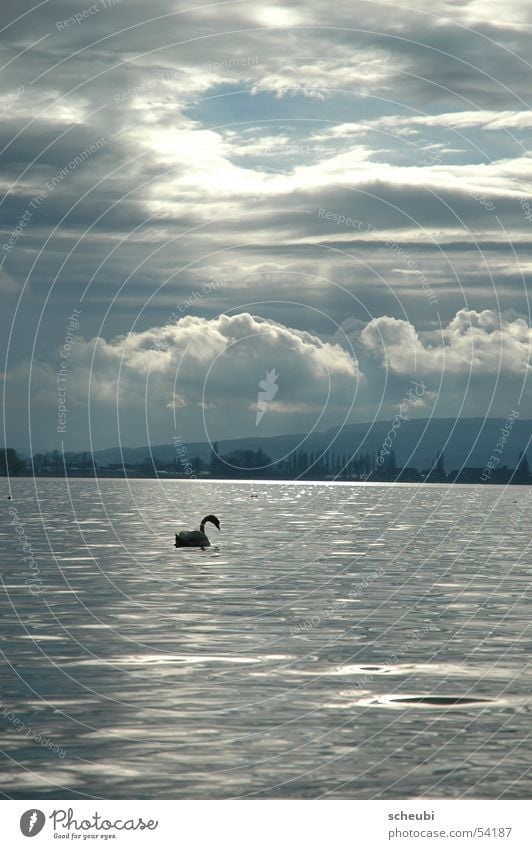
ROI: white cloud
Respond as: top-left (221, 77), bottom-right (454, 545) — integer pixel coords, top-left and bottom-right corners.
top-left (251, 53), bottom-right (394, 99)
top-left (67, 313), bottom-right (362, 416)
top-left (315, 110), bottom-right (532, 138)
top-left (361, 309), bottom-right (532, 375)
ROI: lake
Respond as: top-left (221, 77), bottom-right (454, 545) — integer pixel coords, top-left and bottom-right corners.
top-left (1, 478), bottom-right (530, 799)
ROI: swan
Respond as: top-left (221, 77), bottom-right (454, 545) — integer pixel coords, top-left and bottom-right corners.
top-left (175, 514), bottom-right (220, 549)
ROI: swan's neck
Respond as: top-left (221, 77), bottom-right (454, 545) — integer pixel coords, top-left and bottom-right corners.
top-left (200, 519), bottom-right (206, 534)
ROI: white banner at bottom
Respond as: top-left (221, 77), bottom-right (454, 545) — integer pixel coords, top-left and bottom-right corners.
top-left (2, 799), bottom-right (530, 848)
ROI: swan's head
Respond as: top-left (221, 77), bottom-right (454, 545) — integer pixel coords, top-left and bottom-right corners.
top-left (203, 514), bottom-right (221, 531)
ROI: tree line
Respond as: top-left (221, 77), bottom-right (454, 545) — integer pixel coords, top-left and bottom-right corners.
top-left (1, 445), bottom-right (530, 483)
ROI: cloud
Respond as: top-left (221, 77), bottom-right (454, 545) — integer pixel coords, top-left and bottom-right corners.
top-left (91, 308), bottom-right (359, 377)
top-left (2, 0), bottom-right (532, 451)
top-left (250, 51), bottom-right (395, 100)
top-left (33, 312), bottom-right (362, 442)
top-left (4, 307), bottom-right (531, 450)
top-left (361, 309), bottom-right (532, 375)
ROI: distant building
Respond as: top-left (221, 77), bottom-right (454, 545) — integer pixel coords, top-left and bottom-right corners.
top-left (425, 448), bottom-right (447, 482)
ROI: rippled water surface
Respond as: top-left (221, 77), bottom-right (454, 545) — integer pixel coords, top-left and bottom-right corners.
top-left (1, 478), bottom-right (531, 799)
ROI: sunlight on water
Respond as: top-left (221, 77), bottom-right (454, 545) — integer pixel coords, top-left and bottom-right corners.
top-left (1, 478), bottom-right (531, 799)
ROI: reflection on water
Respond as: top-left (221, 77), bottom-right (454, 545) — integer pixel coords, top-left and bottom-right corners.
top-left (1, 478), bottom-right (531, 799)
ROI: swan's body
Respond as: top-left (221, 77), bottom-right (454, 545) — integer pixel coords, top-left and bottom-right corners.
top-left (175, 514), bottom-right (220, 549)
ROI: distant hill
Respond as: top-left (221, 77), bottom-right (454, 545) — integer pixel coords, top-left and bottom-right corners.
top-left (93, 417), bottom-right (532, 472)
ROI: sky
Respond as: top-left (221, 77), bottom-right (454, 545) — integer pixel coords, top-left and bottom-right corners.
top-left (1, 0), bottom-right (531, 452)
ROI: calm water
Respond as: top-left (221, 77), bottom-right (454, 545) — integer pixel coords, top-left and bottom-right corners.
top-left (1, 478), bottom-right (530, 799)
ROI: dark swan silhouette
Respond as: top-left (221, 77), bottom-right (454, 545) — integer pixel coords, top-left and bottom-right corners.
top-left (175, 514), bottom-right (220, 549)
